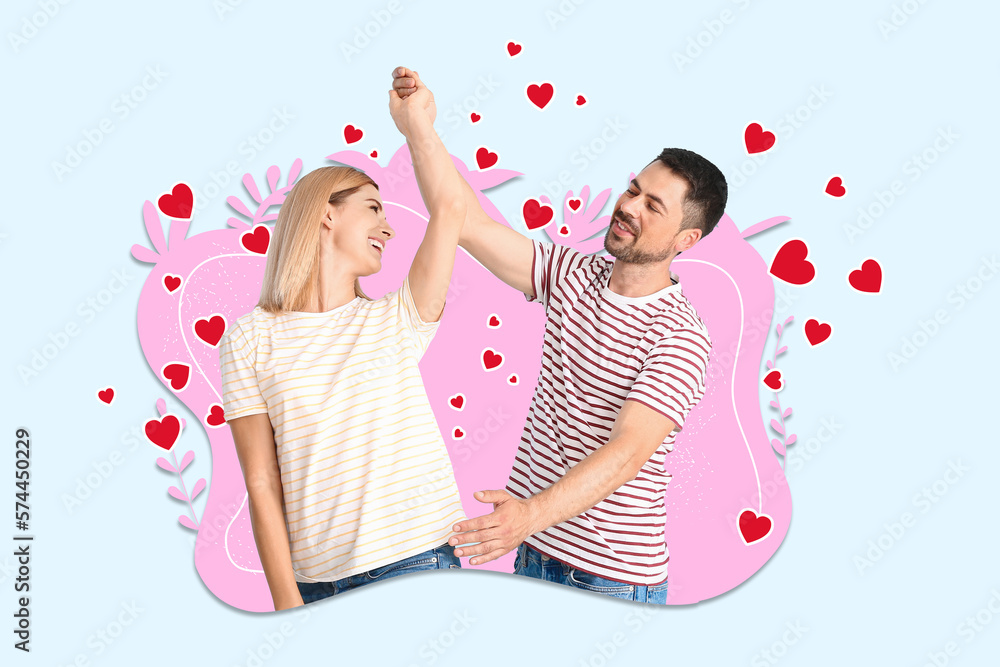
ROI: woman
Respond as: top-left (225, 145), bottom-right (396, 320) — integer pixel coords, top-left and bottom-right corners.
top-left (219, 70), bottom-right (468, 609)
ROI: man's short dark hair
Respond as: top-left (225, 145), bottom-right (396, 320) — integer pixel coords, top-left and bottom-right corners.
top-left (649, 147), bottom-right (728, 239)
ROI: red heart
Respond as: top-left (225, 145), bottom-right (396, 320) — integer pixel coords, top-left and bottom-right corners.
top-left (344, 124), bottom-right (363, 144)
top-left (97, 387), bottom-right (115, 404)
top-left (162, 363), bottom-right (190, 392)
top-left (482, 348), bottom-right (504, 371)
top-left (194, 315), bottom-right (226, 347)
top-left (567, 198), bottom-right (581, 211)
top-left (744, 122), bottom-right (776, 154)
top-left (470, 112), bottom-right (481, 123)
top-left (575, 95), bottom-right (586, 106)
top-left (506, 41), bottom-right (522, 57)
top-left (145, 415), bottom-right (181, 451)
top-left (157, 183), bottom-right (194, 219)
top-left (849, 259), bottom-right (882, 293)
top-left (488, 315), bottom-right (501, 328)
top-left (769, 239), bottom-right (815, 285)
top-left (476, 146), bottom-right (498, 170)
top-left (526, 82), bottom-right (554, 109)
top-left (522, 198), bottom-right (553, 230)
top-left (449, 394), bottom-right (465, 410)
top-left (452, 427), bottom-right (465, 439)
top-left (370, 149), bottom-right (378, 158)
top-left (762, 369), bottom-right (783, 391)
top-left (738, 509), bottom-right (773, 544)
top-left (825, 176), bottom-right (846, 197)
top-left (507, 374), bottom-right (518, 385)
top-left (558, 225), bottom-right (569, 236)
top-left (163, 274), bottom-right (181, 293)
top-left (804, 318), bottom-right (832, 346)
top-left (206, 405), bottom-right (226, 427)
top-left (241, 225), bottom-right (270, 254)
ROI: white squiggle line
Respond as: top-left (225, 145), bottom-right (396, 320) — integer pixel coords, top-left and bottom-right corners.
top-left (225, 492), bottom-right (263, 573)
top-left (674, 258), bottom-right (761, 512)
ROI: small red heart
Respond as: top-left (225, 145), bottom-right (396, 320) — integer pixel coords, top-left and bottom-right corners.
top-left (157, 183), bottom-right (194, 219)
top-left (241, 225), bottom-right (270, 254)
top-left (449, 394), bottom-right (465, 410)
top-left (506, 41), bottom-right (522, 57)
top-left (507, 374), bottom-right (518, 385)
top-left (194, 315), bottom-right (226, 347)
top-left (163, 274), bottom-right (181, 293)
top-left (470, 112), bottom-right (481, 123)
top-left (739, 509), bottom-right (773, 544)
top-left (575, 95), bottom-right (586, 106)
top-left (769, 239), bottom-right (815, 285)
top-left (522, 198), bottom-right (553, 230)
top-left (452, 427), bottom-right (465, 439)
top-left (526, 82), bottom-right (554, 109)
top-left (370, 149), bottom-right (378, 158)
top-left (848, 258), bottom-right (882, 293)
top-left (344, 124), bottom-right (363, 144)
top-left (482, 348), bottom-right (504, 371)
top-left (558, 225), bottom-right (569, 236)
top-left (145, 414), bottom-right (181, 451)
top-left (206, 405), bottom-right (226, 427)
top-left (804, 318), bottom-right (832, 346)
top-left (97, 387), bottom-right (115, 404)
top-left (162, 363), bottom-right (190, 392)
top-left (567, 198), bottom-right (581, 211)
top-left (762, 369), bottom-right (783, 391)
top-left (488, 315), bottom-right (501, 328)
top-left (825, 176), bottom-right (846, 197)
top-left (476, 146), bottom-right (498, 170)
top-left (744, 122), bottom-right (776, 154)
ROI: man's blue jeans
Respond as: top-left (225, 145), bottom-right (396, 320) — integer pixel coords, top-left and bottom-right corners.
top-left (513, 543), bottom-right (668, 604)
top-left (296, 543), bottom-right (461, 604)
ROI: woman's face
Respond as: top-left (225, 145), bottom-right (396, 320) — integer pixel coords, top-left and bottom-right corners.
top-left (325, 184), bottom-right (394, 277)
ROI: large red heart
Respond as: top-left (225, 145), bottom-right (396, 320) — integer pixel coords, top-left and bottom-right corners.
top-left (162, 363), bottom-right (190, 391)
top-left (344, 124), bottom-right (363, 144)
top-left (206, 405), bottom-right (226, 427)
top-left (158, 183), bottom-right (194, 219)
top-left (194, 315), bottom-right (226, 347)
top-left (476, 147), bottom-right (498, 169)
top-left (825, 176), bottom-right (846, 197)
top-left (506, 41), bottom-right (522, 57)
top-left (762, 369), bottom-right (783, 391)
top-left (241, 226), bottom-right (270, 254)
top-left (145, 415), bottom-right (181, 450)
top-left (804, 318), bottom-right (832, 346)
top-left (744, 122), bottom-right (776, 154)
top-left (769, 239), bottom-right (815, 285)
top-left (482, 348), bottom-right (504, 371)
top-left (848, 259), bottom-right (882, 293)
top-left (739, 509), bottom-right (773, 544)
top-left (526, 82), bottom-right (554, 109)
top-left (97, 387), bottom-right (115, 404)
top-left (163, 274), bottom-right (181, 293)
top-left (449, 394), bottom-right (465, 410)
top-left (522, 198), bottom-right (553, 230)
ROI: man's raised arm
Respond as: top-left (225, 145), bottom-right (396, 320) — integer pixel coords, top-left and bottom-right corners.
top-left (392, 67), bottom-right (536, 299)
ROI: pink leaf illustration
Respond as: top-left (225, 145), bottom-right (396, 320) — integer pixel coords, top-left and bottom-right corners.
top-left (168, 486), bottom-right (187, 501)
top-left (786, 434), bottom-right (798, 446)
top-left (179, 450), bottom-right (195, 472)
top-left (776, 346), bottom-right (788, 356)
top-left (766, 360), bottom-right (774, 369)
top-left (769, 400), bottom-right (779, 409)
top-left (782, 407), bottom-right (793, 418)
top-left (191, 478), bottom-right (207, 501)
top-left (771, 438), bottom-right (786, 456)
top-left (783, 315), bottom-right (794, 326)
top-left (156, 457), bottom-right (176, 473)
top-left (178, 515), bottom-right (198, 531)
top-left (776, 323), bottom-right (783, 337)
top-left (227, 196), bottom-right (253, 219)
top-left (770, 419), bottom-right (785, 436)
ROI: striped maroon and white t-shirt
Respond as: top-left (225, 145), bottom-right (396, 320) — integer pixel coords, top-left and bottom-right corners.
top-left (506, 240), bottom-right (712, 586)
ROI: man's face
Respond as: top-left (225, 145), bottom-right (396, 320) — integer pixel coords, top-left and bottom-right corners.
top-left (603, 161), bottom-right (698, 264)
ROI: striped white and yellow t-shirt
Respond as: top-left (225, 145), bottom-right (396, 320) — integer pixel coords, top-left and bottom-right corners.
top-left (218, 276), bottom-right (466, 583)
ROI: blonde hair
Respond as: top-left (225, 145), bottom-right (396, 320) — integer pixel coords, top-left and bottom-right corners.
top-left (257, 166), bottom-right (379, 313)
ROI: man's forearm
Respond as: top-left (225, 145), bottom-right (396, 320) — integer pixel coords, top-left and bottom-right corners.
top-left (524, 435), bottom-right (647, 535)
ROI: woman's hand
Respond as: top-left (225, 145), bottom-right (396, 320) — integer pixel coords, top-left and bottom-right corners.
top-left (389, 66), bottom-right (436, 138)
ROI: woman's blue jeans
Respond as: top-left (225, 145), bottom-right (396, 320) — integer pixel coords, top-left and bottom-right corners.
top-left (513, 543), bottom-right (668, 604)
top-left (296, 543), bottom-right (461, 604)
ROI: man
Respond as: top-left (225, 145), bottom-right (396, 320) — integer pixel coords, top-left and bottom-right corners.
top-left (392, 67), bottom-right (727, 603)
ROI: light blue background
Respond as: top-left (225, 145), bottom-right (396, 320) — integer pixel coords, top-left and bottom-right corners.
top-left (4, 0), bottom-right (999, 664)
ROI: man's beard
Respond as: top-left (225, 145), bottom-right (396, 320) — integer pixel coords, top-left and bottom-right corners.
top-left (603, 213), bottom-right (674, 264)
